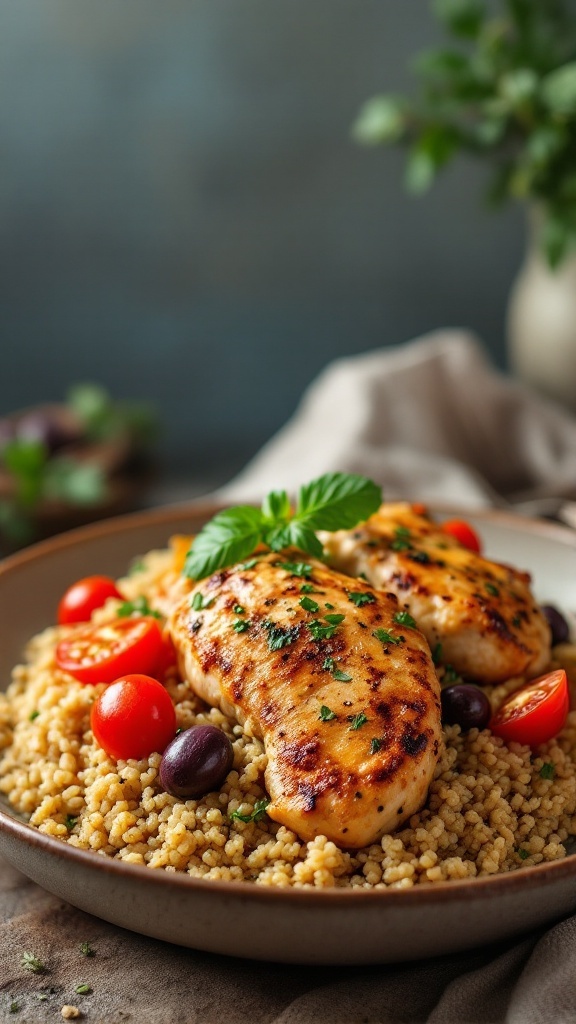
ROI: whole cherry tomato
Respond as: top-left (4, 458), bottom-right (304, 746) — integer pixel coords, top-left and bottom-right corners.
top-left (91, 674), bottom-right (176, 760)
top-left (56, 616), bottom-right (164, 684)
top-left (441, 518), bottom-right (482, 554)
top-left (58, 575), bottom-right (123, 625)
top-left (490, 669), bottom-right (569, 747)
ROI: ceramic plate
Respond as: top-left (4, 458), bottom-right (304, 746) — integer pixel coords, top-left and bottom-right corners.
top-left (1, 502), bottom-right (576, 965)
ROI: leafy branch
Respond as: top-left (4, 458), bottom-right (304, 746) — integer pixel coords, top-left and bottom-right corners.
top-left (353, 0), bottom-right (576, 267)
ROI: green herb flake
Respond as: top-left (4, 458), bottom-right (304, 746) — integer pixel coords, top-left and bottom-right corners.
top-left (349, 711), bottom-right (369, 730)
top-left (540, 762), bottom-right (556, 780)
top-left (229, 798), bottom-right (270, 824)
top-left (233, 604), bottom-right (245, 615)
top-left (307, 619), bottom-right (339, 641)
top-left (275, 561), bottom-right (313, 578)
top-left (347, 591), bottom-right (376, 607)
top-left (332, 668), bottom-right (353, 682)
top-left (9, 1001), bottom-right (19, 1013)
top-left (485, 582), bottom-right (500, 597)
top-left (319, 705), bottom-right (337, 721)
top-left (390, 538), bottom-right (412, 552)
top-left (393, 610), bottom-right (417, 628)
top-left (238, 558), bottom-right (258, 571)
top-left (191, 592), bottom-right (215, 612)
top-left (65, 815), bottom-right (78, 831)
top-left (370, 737), bottom-right (382, 754)
top-left (21, 952), bottom-right (45, 974)
top-left (300, 583), bottom-right (316, 593)
top-left (444, 665), bottom-right (459, 683)
top-left (299, 596), bottom-right (320, 613)
top-left (325, 602), bottom-right (335, 610)
top-left (432, 642), bottom-right (443, 665)
top-left (325, 613), bottom-right (345, 625)
top-left (79, 943), bottom-right (95, 958)
top-left (117, 596), bottom-right (162, 619)
top-left (518, 848), bottom-right (530, 860)
top-left (264, 621), bottom-right (299, 651)
top-left (37, 994), bottom-right (49, 1001)
top-left (372, 628), bottom-right (404, 646)
top-left (322, 656), bottom-right (335, 672)
top-left (29, 710), bottom-right (40, 722)
top-left (75, 984), bottom-right (92, 996)
top-left (232, 619), bottom-right (250, 633)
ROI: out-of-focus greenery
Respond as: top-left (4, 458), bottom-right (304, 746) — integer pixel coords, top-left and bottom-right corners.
top-left (353, 0), bottom-right (576, 268)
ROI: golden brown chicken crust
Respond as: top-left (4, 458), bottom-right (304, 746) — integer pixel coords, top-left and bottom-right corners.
top-left (321, 504), bottom-right (551, 685)
top-left (167, 551), bottom-right (441, 847)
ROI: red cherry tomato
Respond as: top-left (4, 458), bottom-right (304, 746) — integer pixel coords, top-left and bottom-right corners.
top-left (155, 632), bottom-right (178, 680)
top-left (58, 575), bottom-right (123, 625)
top-left (490, 669), bottom-right (569, 747)
top-left (441, 518), bottom-right (482, 554)
top-left (56, 617), bottom-right (164, 684)
top-left (91, 674), bottom-right (176, 760)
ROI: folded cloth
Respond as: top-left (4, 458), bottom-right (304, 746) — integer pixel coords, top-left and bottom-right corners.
top-left (221, 330), bottom-right (576, 510)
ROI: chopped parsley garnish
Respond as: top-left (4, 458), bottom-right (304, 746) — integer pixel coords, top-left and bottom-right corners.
top-left (21, 952), bottom-right (45, 974)
top-left (29, 710), bottom-right (40, 722)
top-left (325, 613), bottom-right (345, 625)
top-left (372, 628), bottom-right (404, 646)
top-left (299, 596), bottom-right (320, 613)
top-left (183, 473), bottom-right (382, 580)
top-left (9, 1001), bottom-right (19, 1013)
top-left (79, 943), bottom-right (94, 958)
top-left (485, 582), bottom-right (500, 597)
top-left (332, 668), bottom-right (353, 682)
top-left (349, 712), bottom-right (369, 730)
top-left (391, 526), bottom-right (412, 551)
top-left (347, 591), bottom-right (376, 607)
top-left (264, 621), bottom-right (299, 650)
top-left (322, 656), bottom-right (335, 671)
top-left (117, 596), bottom-right (162, 619)
top-left (517, 848), bottom-right (530, 860)
top-left (393, 610), bottom-right (417, 628)
top-left (238, 558), bottom-right (258, 571)
top-left (443, 665), bottom-right (459, 683)
top-left (191, 592), bottom-right (215, 612)
top-left (319, 705), bottom-right (337, 721)
top-left (229, 798), bottom-right (270, 823)
top-left (75, 984), bottom-right (92, 995)
top-left (65, 815), bottom-right (78, 831)
top-left (370, 737), bottom-right (382, 754)
top-left (325, 602), bottom-right (335, 610)
top-left (432, 643), bottom-right (443, 665)
top-left (307, 619), bottom-right (340, 641)
top-left (275, 561), bottom-right (313, 578)
top-left (232, 619), bottom-right (250, 633)
top-left (540, 762), bottom-right (556, 780)
top-left (233, 604), bottom-right (245, 615)
top-left (300, 583), bottom-right (316, 593)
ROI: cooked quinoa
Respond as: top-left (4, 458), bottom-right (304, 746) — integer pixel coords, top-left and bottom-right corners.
top-left (1, 549), bottom-right (576, 889)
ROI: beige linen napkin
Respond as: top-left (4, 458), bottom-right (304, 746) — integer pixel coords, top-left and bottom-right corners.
top-left (3, 330), bottom-right (576, 1023)
top-left (222, 330), bottom-right (576, 512)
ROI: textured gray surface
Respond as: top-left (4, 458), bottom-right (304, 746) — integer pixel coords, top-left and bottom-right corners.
top-left (0, 2), bottom-right (522, 478)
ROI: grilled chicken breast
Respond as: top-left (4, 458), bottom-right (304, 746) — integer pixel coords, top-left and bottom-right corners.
top-left (321, 504), bottom-right (551, 685)
top-left (167, 551), bottom-right (441, 848)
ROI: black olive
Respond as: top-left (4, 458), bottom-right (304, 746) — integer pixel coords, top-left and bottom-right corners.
top-left (441, 684), bottom-right (491, 731)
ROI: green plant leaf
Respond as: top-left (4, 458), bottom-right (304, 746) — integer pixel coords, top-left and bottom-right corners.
top-left (184, 506), bottom-right (264, 580)
top-left (352, 95), bottom-right (407, 145)
top-left (43, 458), bottom-right (106, 506)
top-left (542, 212), bottom-right (572, 269)
top-left (261, 489), bottom-right (291, 524)
top-left (542, 62), bottom-right (576, 115)
top-left (432, 0), bottom-right (485, 39)
top-left (295, 473), bottom-right (381, 531)
top-left (2, 439), bottom-right (46, 506)
top-left (498, 68), bottom-right (539, 107)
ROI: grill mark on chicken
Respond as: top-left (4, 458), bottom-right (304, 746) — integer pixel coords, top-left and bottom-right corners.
top-left (167, 549), bottom-right (442, 847)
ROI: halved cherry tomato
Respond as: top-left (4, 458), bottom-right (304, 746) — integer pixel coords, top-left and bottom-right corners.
top-left (91, 674), bottom-right (176, 760)
top-left (441, 518), bottom-right (482, 554)
top-left (56, 617), bottom-right (164, 684)
top-left (490, 669), bottom-right (569, 747)
top-left (58, 575), bottom-right (123, 625)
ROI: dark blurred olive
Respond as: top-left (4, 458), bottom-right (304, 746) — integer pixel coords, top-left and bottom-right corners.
top-left (441, 684), bottom-right (491, 731)
top-left (17, 410), bottom-right (83, 453)
top-left (159, 725), bottom-right (234, 799)
top-left (541, 604), bottom-right (570, 646)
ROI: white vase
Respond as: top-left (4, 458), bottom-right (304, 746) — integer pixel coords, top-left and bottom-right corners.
top-left (507, 212), bottom-right (576, 412)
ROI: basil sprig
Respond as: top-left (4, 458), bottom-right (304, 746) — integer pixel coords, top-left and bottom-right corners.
top-left (184, 472), bottom-right (382, 581)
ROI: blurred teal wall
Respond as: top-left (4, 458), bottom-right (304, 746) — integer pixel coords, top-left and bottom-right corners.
top-left (0, 1), bottom-right (523, 481)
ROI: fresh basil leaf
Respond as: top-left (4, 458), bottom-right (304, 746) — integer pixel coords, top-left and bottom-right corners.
top-left (184, 506), bottom-right (264, 580)
top-left (282, 520), bottom-right (324, 558)
top-left (295, 473), bottom-right (381, 531)
top-left (261, 489), bottom-right (291, 524)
